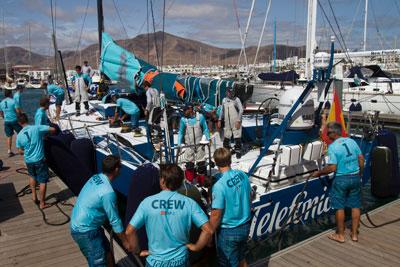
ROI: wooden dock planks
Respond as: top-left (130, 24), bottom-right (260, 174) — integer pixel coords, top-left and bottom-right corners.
top-left (254, 199), bottom-right (400, 267)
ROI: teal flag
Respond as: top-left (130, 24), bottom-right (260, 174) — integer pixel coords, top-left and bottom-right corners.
top-left (100, 32), bottom-right (142, 92)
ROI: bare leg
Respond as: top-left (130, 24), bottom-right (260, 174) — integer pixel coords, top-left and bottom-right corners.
top-left (336, 209), bottom-right (346, 239)
top-left (30, 177), bottom-right (38, 203)
top-left (351, 208), bottom-right (361, 240)
top-left (106, 251), bottom-right (115, 267)
top-left (39, 183), bottom-right (50, 209)
top-left (6, 136), bottom-right (12, 152)
top-left (239, 259), bottom-right (248, 267)
top-left (56, 105), bottom-right (61, 120)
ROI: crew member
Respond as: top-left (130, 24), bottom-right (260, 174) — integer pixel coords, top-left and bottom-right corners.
top-left (143, 80), bottom-right (162, 145)
top-left (82, 60), bottom-right (93, 77)
top-left (13, 85), bottom-right (24, 114)
top-left (218, 87), bottom-right (244, 159)
top-left (312, 122), bottom-right (364, 243)
top-left (34, 97), bottom-right (50, 126)
top-left (0, 89), bottom-right (22, 156)
top-left (125, 164), bottom-right (213, 267)
top-left (178, 104), bottom-right (210, 186)
top-left (72, 65), bottom-right (91, 116)
top-left (111, 94), bottom-right (142, 136)
top-left (45, 77), bottom-right (65, 120)
top-left (16, 113), bottom-right (57, 209)
top-left (71, 155), bottom-right (129, 266)
top-left (210, 147), bottom-right (251, 267)
top-left (143, 81), bottom-right (161, 125)
top-left (198, 102), bottom-right (221, 134)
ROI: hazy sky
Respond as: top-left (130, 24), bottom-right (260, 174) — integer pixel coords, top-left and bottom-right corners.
top-left (1, 0), bottom-right (400, 55)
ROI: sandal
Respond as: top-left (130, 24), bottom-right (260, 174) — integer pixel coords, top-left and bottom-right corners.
top-left (350, 233), bottom-right (358, 242)
top-left (328, 233), bottom-right (345, 243)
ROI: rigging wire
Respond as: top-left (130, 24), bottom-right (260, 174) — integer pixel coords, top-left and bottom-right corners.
top-left (370, 0), bottom-right (388, 49)
top-left (327, 0), bottom-right (353, 66)
top-left (344, 0), bottom-right (363, 47)
top-left (73, 0), bottom-right (90, 65)
top-left (112, 0), bottom-right (129, 40)
top-left (161, 0), bottom-right (166, 71)
top-left (147, 0), bottom-right (150, 62)
top-left (149, 0), bottom-right (160, 67)
top-left (317, 0), bottom-right (352, 66)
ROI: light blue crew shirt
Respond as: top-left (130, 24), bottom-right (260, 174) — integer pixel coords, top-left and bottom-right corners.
top-left (116, 98), bottom-right (140, 115)
top-left (47, 84), bottom-right (65, 98)
top-left (71, 73), bottom-right (92, 87)
top-left (200, 103), bottom-right (216, 113)
top-left (328, 137), bottom-right (362, 176)
top-left (212, 169), bottom-right (251, 228)
top-left (34, 108), bottom-right (49, 126)
top-left (71, 173), bottom-right (124, 234)
top-left (16, 125), bottom-right (50, 164)
top-left (130, 190), bottom-right (208, 266)
top-left (13, 91), bottom-right (21, 109)
top-left (177, 113), bottom-right (210, 145)
top-left (0, 98), bottom-right (18, 122)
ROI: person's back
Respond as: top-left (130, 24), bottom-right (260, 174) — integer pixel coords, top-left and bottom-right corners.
top-left (116, 98), bottom-right (139, 115)
top-left (47, 83), bottom-right (64, 97)
top-left (16, 125), bottom-right (49, 164)
top-left (126, 164), bottom-right (212, 267)
top-left (34, 108), bottom-right (48, 126)
top-left (328, 137), bottom-right (361, 176)
top-left (132, 191), bottom-right (206, 264)
top-left (211, 148), bottom-right (251, 267)
top-left (0, 97), bottom-right (17, 122)
top-left (13, 91), bottom-right (21, 111)
top-left (212, 169), bottom-right (251, 227)
top-left (71, 173), bottom-right (123, 233)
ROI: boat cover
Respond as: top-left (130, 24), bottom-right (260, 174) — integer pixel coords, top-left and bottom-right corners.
top-left (258, 70), bottom-right (299, 82)
top-left (99, 32), bottom-right (253, 106)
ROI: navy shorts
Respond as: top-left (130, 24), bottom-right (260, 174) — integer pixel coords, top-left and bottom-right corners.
top-left (216, 221), bottom-right (250, 267)
top-left (27, 159), bottom-right (49, 184)
top-left (56, 94), bottom-right (64, 106)
top-left (4, 121), bottom-right (22, 137)
top-left (330, 175), bottom-right (361, 209)
top-left (71, 228), bottom-right (110, 267)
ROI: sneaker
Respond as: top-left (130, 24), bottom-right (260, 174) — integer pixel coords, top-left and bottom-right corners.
top-left (8, 151), bottom-right (15, 157)
top-left (76, 111), bottom-right (81, 117)
top-left (134, 131), bottom-right (143, 137)
top-left (236, 152), bottom-right (242, 159)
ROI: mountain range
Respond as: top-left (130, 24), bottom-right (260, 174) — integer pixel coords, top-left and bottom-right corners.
top-left (0, 31), bottom-right (305, 70)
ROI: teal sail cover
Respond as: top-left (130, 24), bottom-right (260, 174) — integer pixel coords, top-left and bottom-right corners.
top-left (99, 32), bottom-right (253, 106)
top-left (100, 32), bottom-right (143, 92)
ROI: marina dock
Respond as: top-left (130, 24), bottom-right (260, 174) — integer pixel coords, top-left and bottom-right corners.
top-left (253, 198), bottom-right (400, 267)
top-left (0, 124), bottom-right (133, 267)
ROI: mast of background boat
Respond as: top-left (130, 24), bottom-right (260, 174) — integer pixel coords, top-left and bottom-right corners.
top-left (28, 23), bottom-right (32, 84)
top-left (273, 17), bottom-right (276, 72)
top-left (363, 0), bottom-right (368, 64)
top-left (251, 0), bottom-right (272, 75)
top-left (305, 0), bottom-right (317, 80)
top-left (2, 10), bottom-right (11, 82)
top-left (97, 0), bottom-right (104, 60)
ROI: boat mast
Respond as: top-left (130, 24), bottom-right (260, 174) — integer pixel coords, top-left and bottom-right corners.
top-left (28, 23), bottom-right (32, 82)
top-left (305, 0), bottom-right (317, 80)
top-left (97, 0), bottom-right (104, 59)
top-left (363, 0), bottom-right (368, 51)
top-left (273, 17), bottom-right (276, 72)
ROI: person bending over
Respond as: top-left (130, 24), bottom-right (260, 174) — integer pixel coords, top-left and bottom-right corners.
top-left (70, 155), bottom-right (129, 267)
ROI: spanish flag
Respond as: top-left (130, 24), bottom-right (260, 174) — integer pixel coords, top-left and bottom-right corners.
top-left (321, 88), bottom-right (347, 144)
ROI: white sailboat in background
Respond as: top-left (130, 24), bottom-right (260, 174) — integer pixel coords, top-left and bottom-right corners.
top-left (2, 10), bottom-right (16, 90)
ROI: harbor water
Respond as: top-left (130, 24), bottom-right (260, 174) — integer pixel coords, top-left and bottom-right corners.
top-left (2, 88), bottom-right (399, 264)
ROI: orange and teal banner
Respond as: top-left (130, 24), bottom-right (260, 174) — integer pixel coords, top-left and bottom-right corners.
top-left (321, 88), bottom-right (347, 144)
